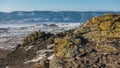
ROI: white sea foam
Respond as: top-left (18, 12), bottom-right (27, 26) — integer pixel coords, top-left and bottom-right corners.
top-left (0, 23), bottom-right (81, 50)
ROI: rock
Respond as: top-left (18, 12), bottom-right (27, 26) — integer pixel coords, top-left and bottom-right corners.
top-left (99, 21), bottom-right (112, 30)
top-left (54, 37), bottom-right (81, 58)
top-left (75, 55), bottom-right (81, 60)
top-left (64, 58), bottom-right (75, 62)
top-left (1, 14), bottom-right (120, 68)
top-left (52, 14), bottom-right (120, 68)
top-left (71, 62), bottom-right (79, 68)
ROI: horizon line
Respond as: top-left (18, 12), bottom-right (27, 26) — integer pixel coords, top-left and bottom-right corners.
top-left (0, 10), bottom-right (120, 13)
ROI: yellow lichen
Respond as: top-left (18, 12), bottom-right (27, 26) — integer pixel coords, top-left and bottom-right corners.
top-left (99, 14), bottom-right (114, 21)
top-left (99, 21), bottom-right (112, 31)
top-left (115, 22), bottom-right (120, 28)
top-left (90, 17), bottom-right (100, 24)
top-left (54, 38), bottom-right (72, 57)
top-left (96, 44), bottom-right (117, 52)
top-left (103, 45), bottom-right (116, 52)
top-left (54, 37), bottom-right (81, 58)
top-left (115, 28), bottom-right (120, 32)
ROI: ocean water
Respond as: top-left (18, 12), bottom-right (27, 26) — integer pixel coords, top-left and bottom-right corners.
top-left (0, 22), bottom-right (81, 28)
top-left (0, 23), bottom-right (36, 28)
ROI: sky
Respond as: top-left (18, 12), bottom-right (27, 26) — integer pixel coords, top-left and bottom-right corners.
top-left (0, 0), bottom-right (120, 12)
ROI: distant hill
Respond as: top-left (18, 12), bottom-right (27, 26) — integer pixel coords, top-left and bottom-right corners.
top-left (0, 11), bottom-right (120, 23)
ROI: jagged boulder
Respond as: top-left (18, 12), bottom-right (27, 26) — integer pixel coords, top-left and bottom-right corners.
top-left (54, 37), bottom-right (81, 58)
top-left (51, 14), bottom-right (120, 68)
top-left (74, 14), bottom-right (120, 41)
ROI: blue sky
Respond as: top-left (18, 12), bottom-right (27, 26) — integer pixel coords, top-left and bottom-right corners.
top-left (0, 0), bottom-right (120, 12)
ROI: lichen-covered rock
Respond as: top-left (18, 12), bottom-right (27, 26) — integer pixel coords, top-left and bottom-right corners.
top-left (115, 22), bottom-right (120, 28)
top-left (52, 14), bottom-right (120, 68)
top-left (52, 41), bottom-right (120, 68)
top-left (54, 37), bottom-right (81, 58)
top-left (74, 14), bottom-right (120, 41)
top-left (99, 21), bottom-right (112, 30)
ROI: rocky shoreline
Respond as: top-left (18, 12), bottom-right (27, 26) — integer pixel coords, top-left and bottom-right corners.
top-left (0, 14), bottom-right (120, 68)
